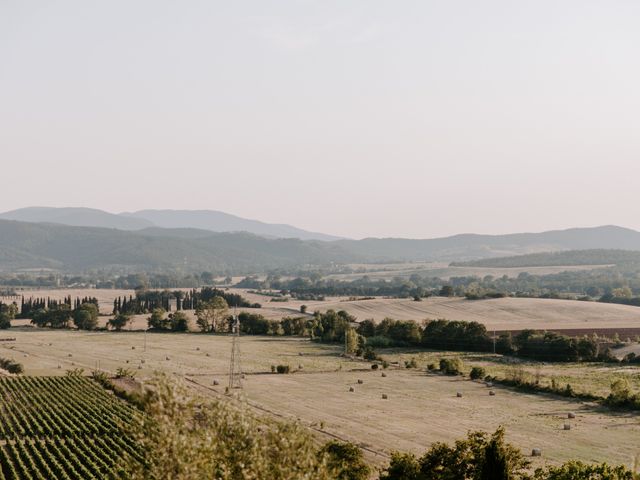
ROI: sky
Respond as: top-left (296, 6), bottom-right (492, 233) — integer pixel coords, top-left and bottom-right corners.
top-left (1, 1), bottom-right (639, 240)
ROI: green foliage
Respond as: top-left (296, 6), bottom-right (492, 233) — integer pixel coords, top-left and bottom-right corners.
top-left (0, 357), bottom-right (23, 374)
top-left (108, 313), bottom-right (132, 331)
top-left (72, 302), bottom-right (99, 330)
top-left (470, 366), bottom-right (486, 380)
top-left (319, 440), bottom-right (370, 480)
top-left (0, 302), bottom-right (17, 329)
top-left (276, 364), bottom-right (290, 374)
top-left (128, 374), bottom-right (335, 480)
top-left (147, 307), bottom-right (169, 331)
top-left (65, 368), bottom-right (85, 377)
top-left (380, 427), bottom-right (529, 480)
top-left (195, 297), bottom-right (229, 333)
top-left (310, 309), bottom-right (355, 343)
top-left (422, 319), bottom-right (492, 352)
top-left (604, 378), bottom-right (640, 409)
top-left (439, 357), bottom-right (464, 375)
top-left (533, 460), bottom-right (635, 479)
top-left (169, 311), bottom-right (189, 332)
top-left (404, 358), bottom-right (418, 369)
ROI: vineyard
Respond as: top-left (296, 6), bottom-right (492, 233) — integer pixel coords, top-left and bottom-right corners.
top-left (0, 376), bottom-right (143, 479)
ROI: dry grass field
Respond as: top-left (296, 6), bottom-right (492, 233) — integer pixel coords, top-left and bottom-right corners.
top-left (1, 330), bottom-right (639, 470)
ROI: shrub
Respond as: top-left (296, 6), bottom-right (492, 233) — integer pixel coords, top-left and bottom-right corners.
top-left (382, 360), bottom-right (389, 369)
top-left (0, 357), bottom-right (23, 374)
top-left (371, 364), bottom-right (379, 370)
top-left (319, 441), bottom-right (371, 480)
top-left (470, 366), bottom-right (486, 380)
top-left (426, 363), bottom-right (436, 371)
top-left (404, 358), bottom-right (418, 369)
top-left (365, 336), bottom-right (395, 349)
top-left (439, 358), bottom-right (463, 375)
top-left (276, 365), bottom-right (290, 374)
top-left (363, 347), bottom-right (378, 361)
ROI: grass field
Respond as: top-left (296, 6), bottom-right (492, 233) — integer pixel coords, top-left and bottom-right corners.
top-left (1, 330), bottom-right (639, 470)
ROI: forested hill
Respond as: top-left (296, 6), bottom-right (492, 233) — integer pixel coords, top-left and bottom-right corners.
top-left (335, 225), bottom-right (640, 261)
top-left (2, 220), bottom-right (640, 273)
top-left (451, 249), bottom-right (640, 268)
top-left (0, 220), bottom-right (362, 273)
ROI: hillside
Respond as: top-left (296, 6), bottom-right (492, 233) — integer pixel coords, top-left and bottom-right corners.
top-left (0, 220), bottom-right (361, 273)
top-left (451, 249), bottom-right (640, 268)
top-left (336, 226), bottom-right (640, 261)
top-left (0, 207), bottom-right (342, 241)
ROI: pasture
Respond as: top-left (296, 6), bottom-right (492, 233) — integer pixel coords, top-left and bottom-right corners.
top-left (1, 330), bottom-right (639, 470)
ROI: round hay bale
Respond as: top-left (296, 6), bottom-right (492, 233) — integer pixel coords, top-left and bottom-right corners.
top-left (68, 353), bottom-right (73, 358)
top-left (298, 364), bottom-right (303, 370)
top-left (563, 423), bottom-right (571, 431)
top-left (357, 379), bottom-right (364, 384)
top-left (531, 448), bottom-right (542, 457)
top-left (71, 362), bottom-right (75, 366)
top-left (349, 387), bottom-right (355, 392)
top-left (131, 346), bottom-right (135, 350)
top-left (205, 353), bottom-right (210, 357)
top-left (456, 392), bottom-right (463, 398)
top-left (138, 365), bottom-right (142, 369)
top-left (213, 380), bottom-right (220, 386)
top-left (165, 356), bottom-right (170, 360)
top-left (196, 347), bottom-right (200, 351)
top-left (126, 360), bottom-right (129, 364)
top-left (381, 372), bottom-right (387, 377)
top-left (382, 394), bottom-right (388, 399)
top-left (141, 359), bottom-right (145, 364)
top-left (567, 412), bottom-right (576, 419)
top-left (489, 390), bottom-right (496, 396)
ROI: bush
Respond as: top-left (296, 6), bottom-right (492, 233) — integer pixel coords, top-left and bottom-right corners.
top-left (439, 358), bottom-right (463, 375)
top-left (319, 441), bottom-right (371, 480)
top-left (276, 365), bottom-right (290, 374)
top-left (426, 363), bottom-right (436, 371)
top-left (404, 358), bottom-right (418, 369)
top-left (470, 366), bottom-right (486, 380)
top-left (363, 347), bottom-right (378, 361)
top-left (0, 357), bottom-right (23, 374)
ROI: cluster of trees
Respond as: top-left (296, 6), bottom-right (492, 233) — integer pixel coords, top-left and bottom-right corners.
top-left (353, 318), bottom-right (609, 363)
top-left (147, 308), bottom-right (189, 332)
top-left (113, 287), bottom-right (259, 315)
top-left (379, 427), bottom-right (636, 480)
top-left (18, 295), bottom-right (98, 319)
top-left (31, 301), bottom-right (100, 330)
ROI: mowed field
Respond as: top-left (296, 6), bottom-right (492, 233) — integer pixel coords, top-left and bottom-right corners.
top-left (1, 330), bottom-right (639, 470)
top-left (4, 288), bottom-right (640, 332)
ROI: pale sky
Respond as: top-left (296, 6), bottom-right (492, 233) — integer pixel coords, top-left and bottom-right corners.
top-left (1, 1), bottom-right (639, 239)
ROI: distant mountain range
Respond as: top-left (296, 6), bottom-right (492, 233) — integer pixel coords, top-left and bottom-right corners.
top-left (1, 207), bottom-right (640, 273)
top-left (0, 207), bottom-right (341, 241)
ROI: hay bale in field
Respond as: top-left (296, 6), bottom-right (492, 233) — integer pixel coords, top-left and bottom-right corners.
top-left (141, 359), bottom-right (145, 364)
top-left (196, 347), bottom-right (200, 351)
top-left (489, 390), bottom-right (496, 396)
top-left (456, 392), bottom-right (463, 398)
top-left (531, 448), bottom-right (542, 457)
top-left (357, 379), bottom-right (363, 384)
top-left (138, 365), bottom-right (142, 369)
top-left (567, 412), bottom-right (576, 419)
top-left (125, 360), bottom-right (129, 364)
top-left (381, 372), bottom-right (387, 377)
top-left (563, 424), bottom-right (571, 430)
top-left (205, 353), bottom-right (210, 357)
top-left (131, 346), bottom-right (135, 350)
top-left (349, 387), bottom-right (355, 392)
top-left (213, 380), bottom-right (220, 386)
top-left (68, 353), bottom-right (72, 357)
top-left (165, 356), bottom-right (170, 360)
top-left (382, 394), bottom-right (388, 399)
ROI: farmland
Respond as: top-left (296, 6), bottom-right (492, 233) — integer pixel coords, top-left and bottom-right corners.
top-left (2, 330), bottom-right (639, 471)
top-left (4, 288), bottom-right (640, 334)
top-left (0, 375), bottom-right (141, 479)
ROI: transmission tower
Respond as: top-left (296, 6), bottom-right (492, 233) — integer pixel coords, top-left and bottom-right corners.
top-left (228, 309), bottom-right (242, 390)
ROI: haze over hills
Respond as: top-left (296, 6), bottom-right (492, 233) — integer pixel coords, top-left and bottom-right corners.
top-left (0, 207), bottom-right (342, 241)
top-left (1, 217), bottom-right (640, 273)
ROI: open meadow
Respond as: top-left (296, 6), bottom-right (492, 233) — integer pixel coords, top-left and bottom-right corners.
top-left (2, 329), bottom-right (639, 471)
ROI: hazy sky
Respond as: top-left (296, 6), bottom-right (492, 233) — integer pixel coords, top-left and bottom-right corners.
top-left (1, 1), bottom-right (639, 239)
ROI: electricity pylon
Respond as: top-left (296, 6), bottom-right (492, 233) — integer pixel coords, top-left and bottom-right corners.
top-left (228, 310), bottom-right (242, 390)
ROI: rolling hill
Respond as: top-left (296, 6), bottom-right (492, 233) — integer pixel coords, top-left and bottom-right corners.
top-left (0, 207), bottom-right (341, 241)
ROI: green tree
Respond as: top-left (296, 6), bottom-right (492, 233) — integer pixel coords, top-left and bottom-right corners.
top-left (195, 297), bottom-right (229, 333)
top-left (169, 311), bottom-right (189, 332)
top-left (0, 302), bottom-right (17, 329)
top-left (148, 308), bottom-right (169, 330)
top-left (108, 313), bottom-right (132, 332)
top-left (73, 302), bottom-right (99, 330)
